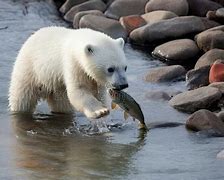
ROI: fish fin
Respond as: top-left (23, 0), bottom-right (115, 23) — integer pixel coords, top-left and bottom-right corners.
top-left (139, 123), bottom-right (148, 130)
top-left (111, 102), bottom-right (118, 109)
top-left (124, 111), bottom-right (129, 120)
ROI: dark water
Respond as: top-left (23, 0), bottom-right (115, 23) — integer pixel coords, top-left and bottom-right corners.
top-left (0, 0), bottom-right (224, 180)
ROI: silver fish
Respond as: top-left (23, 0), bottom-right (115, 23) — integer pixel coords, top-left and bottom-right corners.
top-left (108, 89), bottom-right (147, 130)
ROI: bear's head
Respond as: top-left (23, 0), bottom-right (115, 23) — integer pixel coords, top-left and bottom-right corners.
top-left (77, 31), bottom-right (128, 90)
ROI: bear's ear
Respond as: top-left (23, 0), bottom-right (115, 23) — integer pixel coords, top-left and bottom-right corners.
top-left (116, 38), bottom-right (124, 48)
top-left (85, 45), bottom-right (94, 55)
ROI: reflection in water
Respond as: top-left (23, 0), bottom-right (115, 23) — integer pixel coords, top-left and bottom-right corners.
top-left (11, 113), bottom-right (147, 179)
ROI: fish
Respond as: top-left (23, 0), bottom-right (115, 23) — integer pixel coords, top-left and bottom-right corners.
top-left (108, 89), bottom-right (147, 130)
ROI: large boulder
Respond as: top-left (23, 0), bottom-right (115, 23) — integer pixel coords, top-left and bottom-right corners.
top-left (104, 0), bottom-right (148, 20)
top-left (195, 49), bottom-right (224, 69)
top-left (169, 86), bottom-right (222, 113)
top-left (186, 66), bottom-right (210, 90)
top-left (64, 0), bottom-right (106, 22)
top-left (152, 39), bottom-right (199, 64)
top-left (59, 0), bottom-right (89, 14)
top-left (130, 16), bottom-right (219, 45)
top-left (141, 10), bottom-right (178, 24)
top-left (145, 0), bottom-right (189, 16)
top-left (195, 25), bottom-right (224, 52)
top-left (145, 65), bottom-right (186, 82)
top-left (187, 0), bottom-right (222, 16)
top-left (209, 59), bottom-right (224, 83)
top-left (186, 109), bottom-right (224, 136)
top-left (119, 15), bottom-right (146, 34)
top-left (73, 10), bottom-right (104, 29)
top-left (79, 15), bottom-right (127, 39)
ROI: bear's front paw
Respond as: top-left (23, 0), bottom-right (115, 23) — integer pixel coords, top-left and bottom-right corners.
top-left (85, 108), bottom-right (110, 119)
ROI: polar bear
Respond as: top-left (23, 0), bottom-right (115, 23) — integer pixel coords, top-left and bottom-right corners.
top-left (9, 27), bottom-right (128, 119)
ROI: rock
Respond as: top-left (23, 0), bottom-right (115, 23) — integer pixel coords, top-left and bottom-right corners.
top-left (217, 149), bottom-right (224, 159)
top-left (186, 66), bottom-right (210, 90)
top-left (119, 15), bottom-right (146, 35)
top-left (186, 109), bottom-right (224, 136)
top-left (169, 86), bottom-right (222, 113)
top-left (209, 82), bottom-right (224, 94)
top-left (145, 0), bottom-right (189, 16)
top-left (187, 0), bottom-right (222, 17)
top-left (206, 10), bottom-right (224, 24)
top-left (104, 0), bottom-right (148, 20)
top-left (195, 49), bottom-right (224, 69)
top-left (209, 59), bottom-right (224, 83)
top-left (64, 0), bottom-right (106, 22)
top-left (73, 10), bottom-right (103, 29)
top-left (59, 0), bottom-right (89, 14)
top-left (195, 25), bottom-right (224, 52)
top-left (79, 15), bottom-right (127, 39)
top-left (216, 8), bottom-right (224, 17)
top-left (152, 39), bottom-right (200, 64)
top-left (217, 111), bottom-right (224, 122)
top-left (130, 16), bottom-right (219, 45)
top-left (145, 91), bottom-right (171, 101)
top-left (141, 10), bottom-right (178, 24)
top-left (145, 65), bottom-right (186, 82)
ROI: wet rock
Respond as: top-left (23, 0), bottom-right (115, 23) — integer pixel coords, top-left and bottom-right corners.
top-left (130, 16), bottom-right (219, 45)
top-left (59, 0), bottom-right (89, 14)
top-left (217, 149), bottom-right (224, 159)
top-left (145, 65), bottom-right (186, 83)
top-left (104, 0), bottom-right (148, 20)
top-left (187, 0), bottom-right (222, 17)
top-left (145, 0), bottom-right (189, 16)
top-left (141, 10), bottom-right (177, 24)
top-left (195, 49), bottom-right (224, 69)
top-left (209, 59), bottom-right (224, 83)
top-left (186, 109), bottom-right (224, 136)
top-left (186, 66), bottom-right (210, 90)
top-left (209, 82), bottom-right (224, 94)
top-left (217, 111), bottom-right (224, 122)
top-left (119, 15), bottom-right (146, 35)
top-left (152, 39), bottom-right (199, 64)
top-left (64, 0), bottom-right (106, 22)
top-left (145, 91), bottom-right (171, 101)
top-left (195, 26), bottom-right (224, 52)
top-left (79, 15), bottom-right (127, 39)
top-left (73, 10), bottom-right (103, 29)
top-left (169, 87), bottom-right (222, 113)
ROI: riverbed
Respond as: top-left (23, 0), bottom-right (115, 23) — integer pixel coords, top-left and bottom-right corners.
top-left (0, 0), bottom-right (224, 179)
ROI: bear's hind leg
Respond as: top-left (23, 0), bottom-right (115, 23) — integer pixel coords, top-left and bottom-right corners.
top-left (47, 93), bottom-right (74, 114)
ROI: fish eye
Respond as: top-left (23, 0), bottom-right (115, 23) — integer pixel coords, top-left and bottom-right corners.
top-left (107, 67), bottom-right (115, 73)
top-left (124, 66), bottom-right (127, 71)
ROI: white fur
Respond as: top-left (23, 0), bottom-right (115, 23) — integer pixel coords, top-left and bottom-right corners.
top-left (8, 27), bottom-right (127, 119)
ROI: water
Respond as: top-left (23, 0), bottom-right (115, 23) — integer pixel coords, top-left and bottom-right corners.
top-left (0, 0), bottom-right (224, 179)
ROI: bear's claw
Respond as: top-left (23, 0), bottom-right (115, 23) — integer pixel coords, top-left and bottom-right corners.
top-left (85, 108), bottom-right (110, 119)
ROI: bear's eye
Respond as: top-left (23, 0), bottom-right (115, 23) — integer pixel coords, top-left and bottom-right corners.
top-left (87, 47), bottom-right (93, 54)
top-left (125, 66), bottom-right (127, 71)
top-left (107, 67), bottom-right (115, 73)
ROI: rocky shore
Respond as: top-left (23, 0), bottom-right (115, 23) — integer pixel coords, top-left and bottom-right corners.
top-left (56, 0), bottom-right (224, 137)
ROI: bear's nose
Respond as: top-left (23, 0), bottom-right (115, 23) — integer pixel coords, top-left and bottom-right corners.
top-left (118, 84), bottom-right (128, 90)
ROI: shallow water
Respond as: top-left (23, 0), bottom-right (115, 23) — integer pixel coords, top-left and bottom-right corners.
top-left (0, 1), bottom-right (224, 180)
